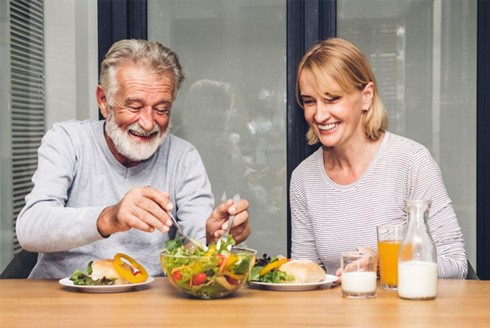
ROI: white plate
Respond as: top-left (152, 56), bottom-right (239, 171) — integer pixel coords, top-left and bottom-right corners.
top-left (249, 274), bottom-right (339, 291)
top-left (59, 277), bottom-right (154, 293)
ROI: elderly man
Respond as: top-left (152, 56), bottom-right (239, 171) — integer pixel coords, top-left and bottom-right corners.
top-left (16, 39), bottom-right (251, 279)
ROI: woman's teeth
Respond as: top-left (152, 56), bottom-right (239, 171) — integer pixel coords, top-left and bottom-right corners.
top-left (318, 123), bottom-right (338, 131)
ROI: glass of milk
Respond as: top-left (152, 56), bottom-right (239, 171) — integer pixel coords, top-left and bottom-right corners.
top-left (340, 251), bottom-right (377, 299)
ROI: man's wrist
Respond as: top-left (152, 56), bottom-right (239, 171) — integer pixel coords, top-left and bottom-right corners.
top-left (97, 206), bottom-right (114, 238)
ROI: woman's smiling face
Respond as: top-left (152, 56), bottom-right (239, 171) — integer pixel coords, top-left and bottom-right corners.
top-left (299, 71), bottom-right (373, 149)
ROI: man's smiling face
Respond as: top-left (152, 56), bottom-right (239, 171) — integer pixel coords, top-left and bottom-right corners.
top-left (103, 62), bottom-right (175, 166)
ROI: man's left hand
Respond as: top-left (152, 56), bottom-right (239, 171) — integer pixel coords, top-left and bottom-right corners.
top-left (206, 198), bottom-right (250, 245)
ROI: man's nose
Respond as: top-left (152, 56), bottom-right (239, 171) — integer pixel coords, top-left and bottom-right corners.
top-left (138, 107), bottom-right (156, 131)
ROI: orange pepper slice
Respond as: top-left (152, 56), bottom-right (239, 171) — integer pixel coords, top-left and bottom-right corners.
top-left (113, 253), bottom-right (149, 283)
top-left (259, 258), bottom-right (288, 276)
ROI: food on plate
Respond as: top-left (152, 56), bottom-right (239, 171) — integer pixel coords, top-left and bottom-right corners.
top-left (69, 253), bottom-right (149, 286)
top-left (249, 254), bottom-right (326, 284)
top-left (249, 254), bottom-right (294, 283)
top-left (161, 235), bottom-right (256, 299)
top-left (279, 259), bottom-right (327, 283)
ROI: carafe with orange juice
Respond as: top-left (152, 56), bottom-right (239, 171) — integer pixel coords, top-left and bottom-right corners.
top-left (376, 224), bottom-right (405, 290)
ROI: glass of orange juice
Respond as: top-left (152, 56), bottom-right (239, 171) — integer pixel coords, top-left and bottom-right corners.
top-left (376, 224), bottom-right (406, 290)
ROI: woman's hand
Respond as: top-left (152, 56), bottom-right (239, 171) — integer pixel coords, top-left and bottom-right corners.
top-left (335, 247), bottom-right (377, 283)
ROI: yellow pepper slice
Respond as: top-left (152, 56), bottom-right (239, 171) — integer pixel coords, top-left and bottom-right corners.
top-left (223, 269), bottom-right (244, 281)
top-left (113, 253), bottom-right (149, 283)
top-left (205, 245), bottom-right (216, 256)
top-left (259, 258), bottom-right (288, 276)
top-left (225, 254), bottom-right (239, 269)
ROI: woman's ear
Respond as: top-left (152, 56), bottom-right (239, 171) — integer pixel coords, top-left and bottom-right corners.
top-left (96, 85), bottom-right (110, 118)
top-left (362, 82), bottom-right (375, 111)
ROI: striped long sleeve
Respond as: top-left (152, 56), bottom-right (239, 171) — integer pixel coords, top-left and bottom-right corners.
top-left (290, 132), bottom-right (467, 278)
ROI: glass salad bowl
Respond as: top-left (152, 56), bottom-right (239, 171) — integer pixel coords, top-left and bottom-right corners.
top-left (160, 238), bottom-right (256, 299)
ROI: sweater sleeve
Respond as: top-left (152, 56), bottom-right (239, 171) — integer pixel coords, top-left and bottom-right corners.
top-left (407, 147), bottom-right (468, 279)
top-left (16, 123), bottom-right (106, 252)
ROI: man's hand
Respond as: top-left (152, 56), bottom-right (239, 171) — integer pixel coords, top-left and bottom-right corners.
top-left (97, 186), bottom-right (174, 237)
top-left (206, 198), bottom-right (251, 245)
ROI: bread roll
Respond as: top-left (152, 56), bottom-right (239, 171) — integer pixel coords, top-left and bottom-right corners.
top-left (279, 260), bottom-right (326, 283)
top-left (90, 259), bottom-right (130, 285)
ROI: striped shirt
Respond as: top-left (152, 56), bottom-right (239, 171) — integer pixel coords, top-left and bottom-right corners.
top-left (290, 132), bottom-right (467, 279)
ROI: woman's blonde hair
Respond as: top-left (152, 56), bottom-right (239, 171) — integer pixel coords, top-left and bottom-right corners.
top-left (296, 38), bottom-right (387, 145)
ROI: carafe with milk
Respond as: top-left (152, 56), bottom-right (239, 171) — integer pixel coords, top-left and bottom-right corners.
top-left (398, 199), bottom-right (437, 300)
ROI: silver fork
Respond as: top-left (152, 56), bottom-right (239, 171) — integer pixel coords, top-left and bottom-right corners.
top-left (217, 193), bottom-right (241, 249)
top-left (166, 210), bottom-right (205, 250)
top-left (226, 194), bottom-right (241, 235)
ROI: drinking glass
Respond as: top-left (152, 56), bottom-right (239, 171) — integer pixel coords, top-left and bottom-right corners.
top-left (340, 251), bottom-right (377, 299)
top-left (377, 224), bottom-right (405, 290)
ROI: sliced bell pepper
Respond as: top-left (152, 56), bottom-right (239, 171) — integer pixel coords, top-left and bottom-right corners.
top-left (113, 253), bottom-right (149, 283)
top-left (223, 269), bottom-right (244, 281)
top-left (259, 258), bottom-right (288, 276)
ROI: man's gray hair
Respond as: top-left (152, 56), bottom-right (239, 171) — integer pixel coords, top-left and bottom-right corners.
top-left (99, 39), bottom-right (185, 105)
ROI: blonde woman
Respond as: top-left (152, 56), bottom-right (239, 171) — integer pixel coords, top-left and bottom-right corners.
top-left (290, 38), bottom-right (467, 279)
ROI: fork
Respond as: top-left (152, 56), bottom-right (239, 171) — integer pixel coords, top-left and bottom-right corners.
top-left (217, 193), bottom-right (241, 249)
top-left (166, 209), bottom-right (205, 250)
top-left (226, 194), bottom-right (241, 236)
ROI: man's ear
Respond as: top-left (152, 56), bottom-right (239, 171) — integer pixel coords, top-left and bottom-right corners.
top-left (362, 82), bottom-right (374, 111)
top-left (96, 85), bottom-right (110, 118)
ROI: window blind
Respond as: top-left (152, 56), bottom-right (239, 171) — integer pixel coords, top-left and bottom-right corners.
top-left (10, 0), bottom-right (45, 253)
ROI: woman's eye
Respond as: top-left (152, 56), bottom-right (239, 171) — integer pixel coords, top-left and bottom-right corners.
top-left (325, 96), bottom-right (341, 103)
top-left (302, 99), bottom-right (315, 106)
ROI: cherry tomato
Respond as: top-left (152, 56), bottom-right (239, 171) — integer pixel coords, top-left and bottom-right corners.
top-left (192, 272), bottom-right (207, 285)
top-left (172, 271), bottom-right (183, 281)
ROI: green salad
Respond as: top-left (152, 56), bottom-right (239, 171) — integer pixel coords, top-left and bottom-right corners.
top-left (249, 254), bottom-right (295, 283)
top-left (69, 261), bottom-right (116, 286)
top-left (161, 236), bottom-right (256, 299)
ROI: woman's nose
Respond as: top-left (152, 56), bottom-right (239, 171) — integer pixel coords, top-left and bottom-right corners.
top-left (314, 102), bottom-right (331, 122)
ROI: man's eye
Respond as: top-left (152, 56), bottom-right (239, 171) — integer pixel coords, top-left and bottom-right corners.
top-left (154, 108), bottom-right (170, 115)
top-left (128, 106), bottom-right (142, 111)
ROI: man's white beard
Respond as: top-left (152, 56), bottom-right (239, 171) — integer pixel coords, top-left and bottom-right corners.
top-left (105, 111), bottom-right (167, 162)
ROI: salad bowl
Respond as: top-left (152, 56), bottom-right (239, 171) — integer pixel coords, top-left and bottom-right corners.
top-left (161, 238), bottom-right (256, 299)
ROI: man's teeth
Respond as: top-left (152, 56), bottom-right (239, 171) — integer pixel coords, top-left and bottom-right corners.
top-left (318, 123), bottom-right (338, 131)
top-left (130, 130), bottom-right (153, 137)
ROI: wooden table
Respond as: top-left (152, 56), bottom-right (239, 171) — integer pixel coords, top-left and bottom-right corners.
top-left (0, 278), bottom-right (489, 327)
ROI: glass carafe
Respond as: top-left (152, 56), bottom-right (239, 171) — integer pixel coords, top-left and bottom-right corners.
top-left (398, 199), bottom-right (437, 300)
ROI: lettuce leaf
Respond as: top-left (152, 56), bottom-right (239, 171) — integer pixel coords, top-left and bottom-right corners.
top-left (69, 261), bottom-right (116, 286)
